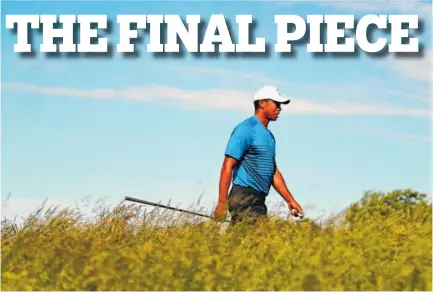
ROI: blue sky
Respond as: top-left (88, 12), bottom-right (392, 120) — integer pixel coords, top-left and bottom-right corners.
top-left (1, 0), bottom-right (431, 223)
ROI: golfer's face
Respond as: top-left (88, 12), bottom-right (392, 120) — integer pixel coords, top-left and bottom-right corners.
top-left (266, 100), bottom-right (281, 120)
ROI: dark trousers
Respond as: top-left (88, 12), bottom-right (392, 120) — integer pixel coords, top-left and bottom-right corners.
top-left (228, 184), bottom-right (268, 224)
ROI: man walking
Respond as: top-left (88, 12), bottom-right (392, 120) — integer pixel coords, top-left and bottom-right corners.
top-left (213, 85), bottom-right (303, 224)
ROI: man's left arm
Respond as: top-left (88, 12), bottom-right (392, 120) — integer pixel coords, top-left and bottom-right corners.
top-left (272, 165), bottom-right (303, 215)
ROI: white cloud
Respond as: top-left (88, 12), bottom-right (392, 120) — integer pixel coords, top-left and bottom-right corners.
top-left (267, 0), bottom-right (432, 17)
top-left (387, 50), bottom-right (432, 82)
top-left (169, 65), bottom-right (289, 88)
top-left (369, 49), bottom-right (432, 84)
top-left (291, 99), bottom-right (430, 117)
top-left (1, 197), bottom-right (82, 224)
top-left (2, 81), bottom-right (430, 118)
top-left (1, 195), bottom-right (122, 225)
top-left (171, 65), bottom-right (407, 103)
top-left (345, 127), bottom-right (431, 142)
top-left (314, 0), bottom-right (432, 18)
top-left (387, 89), bottom-right (431, 104)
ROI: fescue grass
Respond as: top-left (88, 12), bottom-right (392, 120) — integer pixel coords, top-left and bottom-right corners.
top-left (1, 189), bottom-right (431, 291)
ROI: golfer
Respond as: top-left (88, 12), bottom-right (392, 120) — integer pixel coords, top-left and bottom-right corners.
top-left (213, 85), bottom-right (303, 224)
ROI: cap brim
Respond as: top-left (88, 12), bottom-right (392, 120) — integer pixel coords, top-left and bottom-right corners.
top-left (273, 94), bottom-right (291, 104)
top-left (273, 98), bottom-right (290, 104)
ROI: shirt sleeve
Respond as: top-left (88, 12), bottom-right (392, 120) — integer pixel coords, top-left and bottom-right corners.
top-left (224, 123), bottom-right (252, 160)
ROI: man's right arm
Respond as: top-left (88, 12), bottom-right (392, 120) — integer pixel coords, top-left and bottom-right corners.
top-left (214, 123), bottom-right (251, 221)
top-left (218, 156), bottom-right (238, 205)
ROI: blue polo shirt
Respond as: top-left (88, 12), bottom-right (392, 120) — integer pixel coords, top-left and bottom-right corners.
top-left (224, 115), bottom-right (276, 194)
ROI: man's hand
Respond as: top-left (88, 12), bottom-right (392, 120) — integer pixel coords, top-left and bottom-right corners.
top-left (288, 199), bottom-right (303, 217)
top-left (213, 201), bottom-right (227, 222)
top-left (272, 166), bottom-right (304, 217)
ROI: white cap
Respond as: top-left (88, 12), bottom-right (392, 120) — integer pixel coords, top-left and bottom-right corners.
top-left (253, 85), bottom-right (291, 104)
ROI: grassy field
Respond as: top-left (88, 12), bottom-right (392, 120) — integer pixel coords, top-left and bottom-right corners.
top-left (1, 189), bottom-right (431, 291)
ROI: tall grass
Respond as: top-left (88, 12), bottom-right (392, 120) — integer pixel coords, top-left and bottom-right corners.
top-left (1, 189), bottom-right (431, 291)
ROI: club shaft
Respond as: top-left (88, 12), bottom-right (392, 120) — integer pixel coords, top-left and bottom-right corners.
top-left (124, 196), bottom-right (230, 222)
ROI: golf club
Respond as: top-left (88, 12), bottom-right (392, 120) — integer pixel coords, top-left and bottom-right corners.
top-left (124, 196), bottom-right (231, 223)
top-left (125, 196), bottom-right (304, 222)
